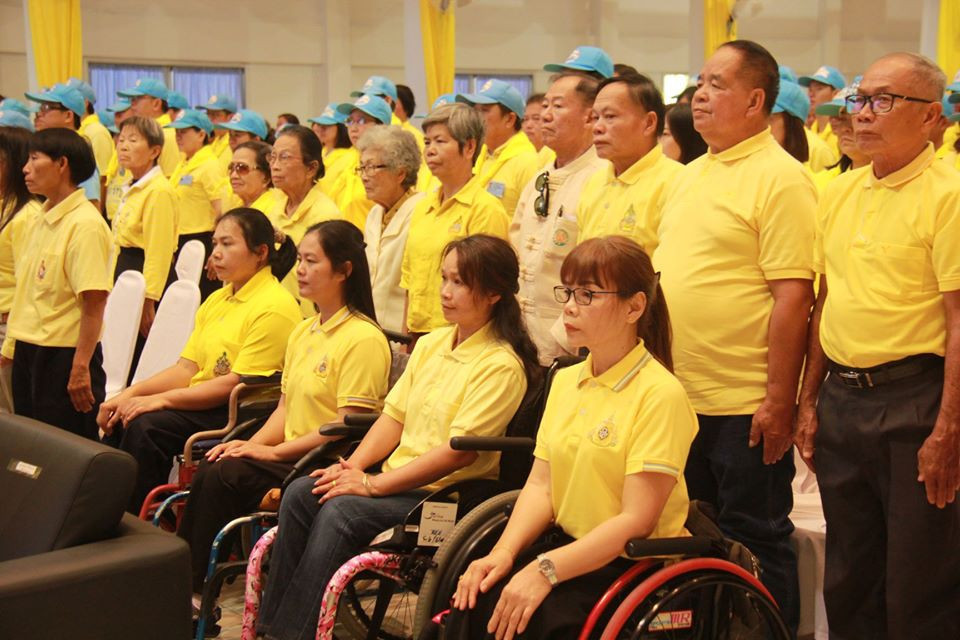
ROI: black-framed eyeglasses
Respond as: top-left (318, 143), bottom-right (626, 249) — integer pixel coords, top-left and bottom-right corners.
top-left (346, 116), bottom-right (369, 127)
top-left (844, 92), bottom-right (935, 115)
top-left (355, 163), bottom-right (388, 177)
top-left (534, 171), bottom-right (550, 217)
top-left (553, 286), bottom-right (622, 306)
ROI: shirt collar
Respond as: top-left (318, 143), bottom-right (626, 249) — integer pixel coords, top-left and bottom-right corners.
top-left (708, 127), bottom-right (775, 164)
top-left (382, 189), bottom-right (415, 226)
top-left (865, 143), bottom-right (936, 189)
top-left (285, 182), bottom-right (326, 223)
top-left (126, 165), bottom-right (163, 193)
top-left (81, 113), bottom-right (99, 128)
top-left (311, 306), bottom-right (352, 334)
top-left (488, 131), bottom-right (536, 163)
top-left (577, 341), bottom-right (652, 391)
top-left (442, 321), bottom-right (497, 363)
top-left (156, 113), bottom-right (172, 126)
top-left (430, 175), bottom-right (484, 212)
top-left (551, 145), bottom-right (600, 176)
top-left (43, 188), bottom-right (88, 225)
top-left (615, 145), bottom-right (666, 185)
top-left (184, 144), bottom-right (216, 171)
top-left (226, 266), bottom-right (274, 302)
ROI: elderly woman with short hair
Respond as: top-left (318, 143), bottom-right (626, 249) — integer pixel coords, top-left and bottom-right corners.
top-left (356, 126), bottom-right (424, 334)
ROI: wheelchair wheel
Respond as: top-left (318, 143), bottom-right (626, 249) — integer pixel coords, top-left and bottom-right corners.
top-left (413, 490), bottom-right (521, 634)
top-left (337, 571), bottom-right (418, 640)
top-left (600, 558), bottom-right (790, 640)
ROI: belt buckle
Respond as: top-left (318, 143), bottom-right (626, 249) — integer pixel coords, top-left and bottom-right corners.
top-left (837, 371), bottom-right (864, 388)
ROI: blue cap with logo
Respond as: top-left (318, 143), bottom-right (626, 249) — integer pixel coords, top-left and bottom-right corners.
top-left (97, 109), bottom-right (118, 134)
top-left (198, 94), bottom-right (238, 113)
top-left (0, 110), bottom-right (34, 131)
top-left (798, 65), bottom-right (847, 91)
top-left (941, 94), bottom-right (959, 122)
top-left (431, 93), bottom-right (457, 110)
top-left (25, 83), bottom-right (86, 117)
top-left (778, 65), bottom-right (798, 84)
top-left (813, 76), bottom-right (862, 117)
top-left (164, 108), bottom-right (214, 135)
top-left (166, 90), bottom-right (190, 111)
top-left (66, 78), bottom-right (96, 105)
top-left (0, 98), bottom-right (37, 117)
top-left (772, 81), bottom-right (810, 121)
top-left (335, 94), bottom-right (393, 125)
top-left (217, 109), bottom-right (268, 139)
top-left (543, 46), bottom-right (614, 79)
top-left (308, 103), bottom-right (348, 126)
top-left (457, 79), bottom-right (526, 117)
top-left (107, 97), bottom-right (132, 113)
top-left (351, 76), bottom-right (398, 102)
top-left (118, 78), bottom-right (169, 100)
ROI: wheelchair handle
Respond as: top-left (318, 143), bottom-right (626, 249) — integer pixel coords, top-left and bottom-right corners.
top-left (237, 373), bottom-right (283, 386)
top-left (449, 436), bottom-right (536, 452)
top-left (625, 535), bottom-right (716, 558)
top-left (344, 413), bottom-right (380, 427)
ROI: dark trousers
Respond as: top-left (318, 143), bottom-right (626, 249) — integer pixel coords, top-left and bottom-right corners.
top-left (12, 341), bottom-right (105, 440)
top-left (116, 405), bottom-right (230, 513)
top-left (816, 365), bottom-right (960, 640)
top-left (177, 232), bottom-right (219, 301)
top-left (684, 414), bottom-right (799, 634)
top-left (461, 529), bottom-right (632, 639)
top-left (256, 476), bottom-right (427, 640)
top-left (178, 456), bottom-right (293, 592)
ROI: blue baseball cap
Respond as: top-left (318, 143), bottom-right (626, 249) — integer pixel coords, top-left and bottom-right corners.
top-left (798, 65), bottom-right (846, 90)
top-left (97, 109), bottom-right (118, 134)
top-left (949, 91), bottom-right (960, 104)
top-left (947, 71), bottom-right (960, 93)
top-left (217, 109), bottom-right (268, 139)
top-left (0, 110), bottom-right (34, 131)
top-left (778, 65), bottom-right (798, 84)
top-left (335, 94), bottom-right (393, 125)
top-left (351, 76), bottom-right (398, 102)
top-left (772, 81), bottom-right (810, 121)
top-left (25, 83), bottom-right (86, 117)
top-left (166, 90), bottom-right (190, 111)
top-left (118, 78), bottom-right (169, 100)
top-left (308, 103), bottom-right (348, 126)
top-left (457, 79), bottom-right (526, 117)
top-left (814, 76), bottom-right (862, 117)
top-left (198, 94), bottom-right (238, 113)
top-left (431, 93), bottom-right (456, 110)
top-left (66, 78), bottom-right (96, 105)
top-left (543, 46), bottom-right (614, 79)
top-left (107, 97), bottom-right (132, 113)
top-left (0, 98), bottom-right (36, 116)
top-left (165, 108), bottom-right (214, 135)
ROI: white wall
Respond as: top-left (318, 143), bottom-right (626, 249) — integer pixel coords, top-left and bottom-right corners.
top-left (0, 0), bottom-right (929, 123)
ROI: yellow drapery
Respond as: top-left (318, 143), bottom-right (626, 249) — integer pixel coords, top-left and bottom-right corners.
top-left (27, 0), bottom-right (83, 88)
top-left (420, 0), bottom-right (456, 106)
top-left (704, 0), bottom-right (737, 60)
top-left (939, 0), bottom-right (960, 83)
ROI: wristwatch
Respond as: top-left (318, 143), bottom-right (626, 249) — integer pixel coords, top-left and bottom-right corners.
top-left (536, 553), bottom-right (558, 587)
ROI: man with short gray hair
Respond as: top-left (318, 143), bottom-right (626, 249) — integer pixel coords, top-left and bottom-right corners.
top-left (796, 52), bottom-right (960, 639)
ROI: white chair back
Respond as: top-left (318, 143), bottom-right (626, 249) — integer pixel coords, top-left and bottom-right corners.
top-left (102, 270), bottom-right (146, 399)
top-left (175, 239), bottom-right (206, 284)
top-left (131, 280), bottom-right (201, 385)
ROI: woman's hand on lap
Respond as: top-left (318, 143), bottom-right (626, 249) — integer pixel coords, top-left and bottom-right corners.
top-left (453, 548), bottom-right (514, 611)
top-left (206, 439), bottom-right (245, 461)
top-left (487, 561), bottom-right (552, 640)
top-left (221, 441), bottom-right (280, 462)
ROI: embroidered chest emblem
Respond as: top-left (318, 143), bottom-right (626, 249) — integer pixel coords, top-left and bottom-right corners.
top-left (618, 205), bottom-right (637, 233)
top-left (36, 259), bottom-right (46, 280)
top-left (315, 354), bottom-right (329, 377)
top-left (588, 417), bottom-right (619, 447)
top-left (448, 221), bottom-right (462, 233)
top-left (213, 351), bottom-right (231, 376)
top-left (553, 227), bottom-right (570, 247)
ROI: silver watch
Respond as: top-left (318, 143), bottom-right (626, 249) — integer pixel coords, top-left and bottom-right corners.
top-left (536, 553), bottom-right (558, 586)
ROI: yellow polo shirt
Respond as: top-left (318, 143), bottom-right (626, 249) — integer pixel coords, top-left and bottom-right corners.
top-left (180, 266), bottom-right (301, 387)
top-left (815, 143), bottom-right (960, 368)
top-left (400, 177), bottom-right (509, 333)
top-left (112, 166), bottom-right (180, 300)
top-left (331, 170), bottom-right (374, 231)
top-left (534, 342), bottom-right (697, 541)
top-left (221, 186), bottom-right (283, 215)
top-left (400, 120), bottom-right (425, 150)
top-left (280, 307), bottom-right (390, 441)
top-left (211, 133), bottom-right (232, 172)
top-left (4, 189), bottom-right (113, 355)
top-left (577, 146), bottom-right (682, 254)
top-left (804, 127), bottom-right (839, 173)
top-left (0, 200), bottom-right (41, 313)
top-left (157, 113), bottom-right (182, 178)
top-left (170, 145), bottom-right (225, 235)
top-left (537, 145), bottom-right (557, 168)
top-left (382, 322), bottom-right (526, 492)
top-left (944, 123), bottom-right (959, 151)
top-left (79, 114), bottom-right (115, 175)
top-left (319, 147), bottom-right (356, 199)
top-left (809, 119), bottom-right (840, 164)
top-left (474, 132), bottom-right (541, 217)
top-left (654, 128), bottom-right (817, 415)
top-left (104, 153), bottom-right (132, 221)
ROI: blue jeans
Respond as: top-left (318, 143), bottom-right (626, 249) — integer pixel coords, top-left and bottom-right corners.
top-left (684, 414), bottom-right (799, 636)
top-left (256, 476), bottom-right (427, 640)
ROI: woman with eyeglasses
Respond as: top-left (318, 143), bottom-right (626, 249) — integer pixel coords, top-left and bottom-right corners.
top-left (307, 104), bottom-right (353, 198)
top-left (223, 140), bottom-right (281, 214)
top-left (453, 235), bottom-right (698, 640)
top-left (811, 84), bottom-right (872, 193)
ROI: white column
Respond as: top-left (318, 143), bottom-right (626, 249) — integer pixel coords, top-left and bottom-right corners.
top-left (403, 0), bottom-right (428, 114)
top-left (817, 0), bottom-right (841, 68)
top-left (591, 0), bottom-right (621, 60)
top-left (689, 0), bottom-right (704, 78)
top-left (920, 0), bottom-right (940, 63)
top-left (22, 0), bottom-right (37, 91)
top-left (320, 0), bottom-right (351, 107)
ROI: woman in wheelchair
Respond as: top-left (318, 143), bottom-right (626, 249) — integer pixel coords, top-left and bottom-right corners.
top-left (176, 219), bottom-right (392, 596)
top-left (453, 235), bottom-right (698, 640)
top-left (97, 208), bottom-right (303, 512)
top-left (255, 234), bottom-right (540, 640)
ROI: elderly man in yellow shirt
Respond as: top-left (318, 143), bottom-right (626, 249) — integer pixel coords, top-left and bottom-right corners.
top-left (197, 94), bottom-right (238, 172)
top-left (654, 41), bottom-right (817, 635)
top-left (457, 79), bottom-right (540, 216)
top-left (511, 70), bottom-right (606, 365)
top-left (796, 53), bottom-right (960, 640)
top-left (118, 78), bottom-right (182, 177)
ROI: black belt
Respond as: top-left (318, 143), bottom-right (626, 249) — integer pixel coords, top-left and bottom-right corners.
top-left (827, 354), bottom-right (944, 389)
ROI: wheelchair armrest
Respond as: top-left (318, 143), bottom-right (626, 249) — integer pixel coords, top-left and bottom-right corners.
top-left (318, 423), bottom-right (371, 439)
top-left (449, 436), bottom-right (536, 452)
top-left (344, 413), bottom-right (380, 427)
top-left (237, 373), bottom-right (283, 387)
top-left (401, 478), bottom-right (504, 528)
top-left (624, 535), bottom-right (716, 559)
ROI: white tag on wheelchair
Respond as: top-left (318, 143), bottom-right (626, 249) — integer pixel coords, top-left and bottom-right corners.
top-left (418, 502), bottom-right (457, 547)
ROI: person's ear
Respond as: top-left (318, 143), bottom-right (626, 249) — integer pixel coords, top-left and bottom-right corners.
top-left (626, 291), bottom-right (647, 324)
top-left (745, 88), bottom-right (766, 119)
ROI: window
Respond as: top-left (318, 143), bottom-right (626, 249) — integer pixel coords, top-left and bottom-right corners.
top-left (88, 63), bottom-right (244, 110)
top-left (454, 73), bottom-right (534, 101)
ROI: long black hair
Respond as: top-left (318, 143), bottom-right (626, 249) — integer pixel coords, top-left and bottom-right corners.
top-left (665, 104), bottom-right (707, 164)
top-left (0, 126), bottom-right (36, 230)
top-left (218, 207), bottom-right (297, 280)
top-left (302, 220), bottom-right (377, 322)
top-left (442, 235), bottom-right (541, 387)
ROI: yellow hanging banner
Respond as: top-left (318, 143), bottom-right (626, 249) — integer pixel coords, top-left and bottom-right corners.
top-left (420, 0), bottom-right (456, 106)
top-left (704, 0), bottom-right (737, 60)
top-left (27, 0), bottom-right (83, 88)
top-left (939, 0), bottom-right (960, 83)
